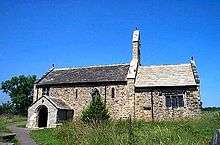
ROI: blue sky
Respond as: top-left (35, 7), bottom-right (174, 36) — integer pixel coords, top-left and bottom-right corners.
top-left (0, 0), bottom-right (219, 107)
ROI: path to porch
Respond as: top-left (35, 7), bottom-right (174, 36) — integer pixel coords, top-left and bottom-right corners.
top-left (8, 122), bottom-right (37, 145)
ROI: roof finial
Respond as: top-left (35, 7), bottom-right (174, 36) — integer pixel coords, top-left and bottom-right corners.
top-left (191, 56), bottom-right (194, 60)
top-left (135, 27), bottom-right (138, 30)
top-left (52, 64), bottom-right (55, 68)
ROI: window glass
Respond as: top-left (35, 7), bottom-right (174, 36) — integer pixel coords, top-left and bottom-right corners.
top-left (42, 87), bottom-right (49, 96)
top-left (165, 94), bottom-right (184, 108)
top-left (178, 95), bottom-right (184, 107)
top-left (46, 88), bottom-right (49, 96)
top-left (104, 86), bottom-right (107, 104)
top-left (172, 96), bottom-right (177, 108)
top-left (165, 96), bottom-right (171, 107)
top-left (75, 89), bottom-right (78, 99)
top-left (42, 88), bottom-right (46, 95)
top-left (91, 88), bottom-right (100, 101)
top-left (111, 88), bottom-right (115, 98)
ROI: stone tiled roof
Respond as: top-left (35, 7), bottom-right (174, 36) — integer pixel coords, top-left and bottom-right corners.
top-left (31, 96), bottom-right (72, 110)
top-left (135, 63), bottom-right (197, 87)
top-left (49, 97), bottom-right (71, 110)
top-left (37, 64), bottom-right (130, 85)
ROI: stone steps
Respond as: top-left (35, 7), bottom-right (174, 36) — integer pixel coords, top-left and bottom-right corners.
top-left (0, 132), bottom-right (16, 144)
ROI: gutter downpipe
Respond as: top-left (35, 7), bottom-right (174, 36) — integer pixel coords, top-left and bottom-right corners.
top-left (151, 91), bottom-right (154, 121)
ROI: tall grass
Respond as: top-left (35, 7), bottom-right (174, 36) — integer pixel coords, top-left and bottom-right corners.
top-left (0, 115), bottom-right (26, 132)
top-left (0, 115), bottom-right (26, 145)
top-left (31, 111), bottom-right (220, 145)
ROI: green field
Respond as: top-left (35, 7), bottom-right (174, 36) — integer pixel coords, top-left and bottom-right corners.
top-left (30, 111), bottom-right (220, 145)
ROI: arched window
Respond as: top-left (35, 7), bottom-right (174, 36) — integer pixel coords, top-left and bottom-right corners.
top-left (75, 89), bottom-right (78, 99)
top-left (104, 86), bottom-right (107, 104)
top-left (91, 88), bottom-right (100, 101)
top-left (111, 88), bottom-right (115, 98)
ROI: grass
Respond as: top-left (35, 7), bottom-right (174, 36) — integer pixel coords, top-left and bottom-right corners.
top-left (0, 115), bottom-right (26, 145)
top-left (16, 120), bottom-right (27, 128)
top-left (30, 111), bottom-right (220, 145)
top-left (16, 123), bottom-right (27, 128)
top-left (0, 115), bottom-right (26, 132)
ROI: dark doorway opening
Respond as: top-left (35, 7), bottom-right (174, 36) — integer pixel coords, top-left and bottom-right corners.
top-left (38, 105), bottom-right (48, 128)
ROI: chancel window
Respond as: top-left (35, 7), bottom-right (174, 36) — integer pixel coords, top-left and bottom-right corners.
top-left (165, 96), bottom-right (171, 107)
top-left (42, 87), bottom-right (50, 96)
top-left (165, 95), bottom-right (184, 108)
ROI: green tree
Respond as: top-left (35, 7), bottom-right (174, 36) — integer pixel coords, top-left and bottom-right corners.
top-left (81, 89), bottom-right (110, 124)
top-left (0, 75), bottom-right (36, 115)
top-left (0, 101), bottom-right (14, 115)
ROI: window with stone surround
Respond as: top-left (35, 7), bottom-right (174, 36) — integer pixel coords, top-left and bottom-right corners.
top-left (75, 89), bottom-right (78, 99)
top-left (42, 87), bottom-right (49, 96)
top-left (111, 88), bottom-right (115, 98)
top-left (104, 86), bottom-right (107, 104)
top-left (165, 95), bottom-right (184, 108)
top-left (36, 88), bottom-right (39, 100)
top-left (91, 88), bottom-right (100, 101)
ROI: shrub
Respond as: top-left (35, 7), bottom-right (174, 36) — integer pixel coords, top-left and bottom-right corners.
top-left (81, 90), bottom-right (110, 124)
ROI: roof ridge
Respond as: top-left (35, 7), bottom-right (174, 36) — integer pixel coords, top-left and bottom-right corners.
top-left (140, 63), bottom-right (190, 68)
top-left (53, 63), bottom-right (129, 71)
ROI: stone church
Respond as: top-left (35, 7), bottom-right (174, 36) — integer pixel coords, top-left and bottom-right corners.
top-left (27, 30), bottom-right (201, 128)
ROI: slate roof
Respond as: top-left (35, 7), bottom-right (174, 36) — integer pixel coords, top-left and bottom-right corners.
top-left (135, 63), bottom-right (197, 87)
top-left (37, 64), bottom-right (130, 85)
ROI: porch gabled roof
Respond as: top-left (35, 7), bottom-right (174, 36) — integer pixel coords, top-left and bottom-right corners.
top-left (31, 96), bottom-right (72, 110)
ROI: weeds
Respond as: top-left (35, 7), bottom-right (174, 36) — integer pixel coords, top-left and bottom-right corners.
top-left (31, 111), bottom-right (220, 145)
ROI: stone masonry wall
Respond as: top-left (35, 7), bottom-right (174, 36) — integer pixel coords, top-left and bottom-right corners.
top-left (33, 85), bottom-right (43, 102)
top-left (124, 79), bottom-right (135, 118)
top-left (33, 84), bottom-right (201, 121)
top-left (27, 96), bottom-right (58, 128)
top-left (134, 89), bottom-right (152, 120)
top-left (134, 86), bottom-right (201, 121)
top-left (48, 83), bottom-right (128, 120)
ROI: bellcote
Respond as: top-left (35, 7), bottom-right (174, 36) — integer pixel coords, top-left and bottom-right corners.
top-left (132, 30), bottom-right (140, 42)
top-left (127, 29), bottom-right (141, 79)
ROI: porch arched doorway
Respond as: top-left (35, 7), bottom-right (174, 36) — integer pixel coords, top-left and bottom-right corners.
top-left (37, 105), bottom-right (48, 128)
